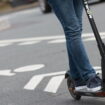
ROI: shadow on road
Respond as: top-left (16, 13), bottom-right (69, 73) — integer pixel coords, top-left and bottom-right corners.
top-left (63, 97), bottom-right (105, 105)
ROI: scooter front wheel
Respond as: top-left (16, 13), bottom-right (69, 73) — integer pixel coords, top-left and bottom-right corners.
top-left (67, 77), bottom-right (81, 100)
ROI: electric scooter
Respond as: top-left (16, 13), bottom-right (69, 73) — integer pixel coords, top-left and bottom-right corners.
top-left (65, 0), bottom-right (105, 100)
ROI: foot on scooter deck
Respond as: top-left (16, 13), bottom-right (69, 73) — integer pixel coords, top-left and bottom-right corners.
top-left (74, 89), bottom-right (105, 97)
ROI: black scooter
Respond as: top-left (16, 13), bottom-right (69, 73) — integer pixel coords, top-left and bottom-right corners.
top-left (65, 0), bottom-right (105, 100)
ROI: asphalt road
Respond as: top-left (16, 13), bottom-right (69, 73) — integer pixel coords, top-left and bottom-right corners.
top-left (0, 1), bottom-right (105, 105)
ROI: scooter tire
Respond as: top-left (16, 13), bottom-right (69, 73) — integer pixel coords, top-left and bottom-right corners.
top-left (67, 77), bottom-right (81, 100)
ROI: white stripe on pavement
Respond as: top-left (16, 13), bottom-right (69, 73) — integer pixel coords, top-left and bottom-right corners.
top-left (24, 71), bottom-right (66, 90)
top-left (24, 75), bottom-right (44, 90)
top-left (94, 66), bottom-right (102, 74)
top-left (44, 75), bottom-right (64, 93)
top-left (0, 32), bottom-right (104, 46)
top-left (23, 66), bottom-right (101, 93)
top-left (18, 41), bottom-right (41, 45)
top-left (48, 39), bottom-right (65, 44)
top-left (0, 32), bottom-right (105, 43)
top-left (0, 42), bottom-right (13, 47)
top-left (84, 36), bottom-right (105, 42)
top-left (14, 64), bottom-right (45, 73)
top-left (0, 70), bottom-right (15, 76)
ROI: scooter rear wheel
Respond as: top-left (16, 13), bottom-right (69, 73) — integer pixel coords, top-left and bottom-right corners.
top-left (67, 77), bottom-right (81, 100)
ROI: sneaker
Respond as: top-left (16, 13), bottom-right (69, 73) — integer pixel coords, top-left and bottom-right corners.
top-left (74, 79), bottom-right (87, 91)
top-left (75, 85), bottom-right (87, 91)
top-left (87, 74), bottom-right (102, 92)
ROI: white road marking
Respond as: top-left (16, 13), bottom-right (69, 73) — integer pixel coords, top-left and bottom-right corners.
top-left (24, 66), bottom-right (101, 93)
top-left (48, 32), bottom-right (105, 44)
top-left (0, 35), bottom-right (64, 44)
top-left (0, 70), bottom-right (15, 76)
top-left (94, 66), bottom-right (102, 74)
top-left (0, 42), bottom-right (13, 47)
top-left (48, 39), bottom-right (65, 44)
top-left (24, 75), bottom-right (44, 90)
top-left (18, 41), bottom-right (40, 45)
top-left (94, 66), bottom-right (101, 70)
top-left (0, 32), bottom-right (104, 47)
top-left (24, 71), bottom-right (66, 90)
top-left (14, 64), bottom-right (45, 73)
top-left (84, 36), bottom-right (105, 42)
top-left (44, 75), bottom-right (64, 93)
top-left (0, 65), bottom-right (102, 93)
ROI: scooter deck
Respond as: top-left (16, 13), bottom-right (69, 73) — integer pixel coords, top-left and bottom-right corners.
top-left (74, 89), bottom-right (105, 97)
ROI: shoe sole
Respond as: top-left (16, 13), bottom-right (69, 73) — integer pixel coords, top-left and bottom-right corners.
top-left (75, 85), bottom-right (87, 91)
top-left (87, 86), bottom-right (102, 92)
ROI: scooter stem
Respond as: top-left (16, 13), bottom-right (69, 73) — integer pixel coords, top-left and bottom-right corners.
top-left (82, 0), bottom-right (105, 91)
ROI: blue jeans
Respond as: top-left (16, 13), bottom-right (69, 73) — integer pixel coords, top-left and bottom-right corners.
top-left (48, 0), bottom-right (96, 82)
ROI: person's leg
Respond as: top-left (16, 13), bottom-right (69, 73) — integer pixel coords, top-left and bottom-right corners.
top-left (48, 0), bottom-right (83, 81)
top-left (73, 0), bottom-right (83, 31)
top-left (72, 0), bottom-right (101, 91)
top-left (48, 0), bottom-right (95, 81)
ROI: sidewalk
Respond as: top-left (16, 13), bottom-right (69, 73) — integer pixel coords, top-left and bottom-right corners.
top-left (0, 2), bottom-right (39, 16)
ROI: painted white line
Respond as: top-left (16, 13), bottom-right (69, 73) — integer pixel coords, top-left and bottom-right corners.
top-left (82, 32), bottom-right (105, 38)
top-left (48, 33), bottom-right (105, 44)
top-left (48, 39), bottom-right (65, 44)
top-left (0, 36), bottom-right (64, 44)
top-left (18, 41), bottom-right (40, 45)
top-left (96, 70), bottom-right (101, 74)
top-left (24, 71), bottom-right (66, 90)
top-left (14, 64), bottom-right (45, 73)
top-left (0, 70), bottom-right (15, 76)
top-left (35, 71), bottom-right (66, 77)
top-left (94, 66), bottom-right (101, 70)
top-left (84, 36), bottom-right (105, 42)
top-left (44, 75), bottom-right (64, 93)
top-left (0, 32), bottom-right (104, 45)
top-left (24, 66), bottom-right (102, 93)
top-left (94, 66), bottom-right (101, 74)
top-left (0, 42), bottom-right (13, 47)
top-left (24, 75), bottom-right (44, 90)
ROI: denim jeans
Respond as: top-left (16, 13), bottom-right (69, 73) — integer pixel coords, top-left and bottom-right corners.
top-left (48, 0), bottom-right (96, 82)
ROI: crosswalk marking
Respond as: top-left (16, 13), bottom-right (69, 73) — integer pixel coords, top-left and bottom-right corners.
top-left (18, 41), bottom-right (41, 45)
top-left (44, 75), bottom-right (64, 93)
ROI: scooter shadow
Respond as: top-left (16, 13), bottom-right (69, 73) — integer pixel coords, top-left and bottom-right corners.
top-left (63, 97), bottom-right (105, 105)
